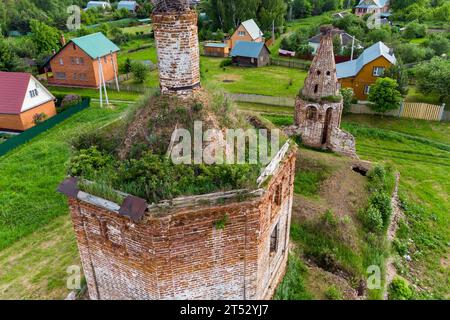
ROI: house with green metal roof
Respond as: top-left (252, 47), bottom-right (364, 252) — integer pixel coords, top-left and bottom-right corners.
top-left (46, 32), bottom-right (121, 88)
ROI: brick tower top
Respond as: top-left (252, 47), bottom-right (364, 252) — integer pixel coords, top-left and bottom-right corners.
top-left (153, 0), bottom-right (190, 12)
top-left (301, 25), bottom-right (339, 100)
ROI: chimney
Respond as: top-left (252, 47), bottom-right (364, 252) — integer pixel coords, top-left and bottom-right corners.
top-left (60, 34), bottom-right (66, 46)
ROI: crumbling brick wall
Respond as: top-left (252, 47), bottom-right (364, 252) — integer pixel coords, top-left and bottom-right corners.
top-left (152, 9), bottom-right (201, 95)
top-left (67, 150), bottom-right (296, 300)
top-left (289, 25), bottom-right (356, 157)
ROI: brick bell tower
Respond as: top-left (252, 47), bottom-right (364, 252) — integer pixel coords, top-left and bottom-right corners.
top-left (152, 0), bottom-right (201, 95)
top-left (292, 25), bottom-right (356, 157)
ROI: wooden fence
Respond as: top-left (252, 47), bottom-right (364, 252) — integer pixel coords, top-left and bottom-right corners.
top-left (400, 102), bottom-right (445, 121)
top-left (270, 58), bottom-right (310, 70)
top-left (226, 93), bottom-right (449, 122)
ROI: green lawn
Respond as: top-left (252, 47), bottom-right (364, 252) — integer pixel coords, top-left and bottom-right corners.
top-left (48, 86), bottom-right (142, 101)
top-left (251, 103), bottom-right (449, 299)
top-left (0, 102), bottom-right (131, 250)
top-left (202, 57), bottom-right (307, 97)
top-left (122, 24), bottom-right (152, 35)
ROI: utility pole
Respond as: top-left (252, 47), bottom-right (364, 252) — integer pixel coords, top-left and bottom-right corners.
top-left (111, 50), bottom-right (120, 92)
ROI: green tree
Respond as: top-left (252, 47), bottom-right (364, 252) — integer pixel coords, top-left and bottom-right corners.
top-left (424, 34), bottom-right (449, 56)
top-left (292, 0), bottom-right (312, 18)
top-left (384, 63), bottom-right (409, 96)
top-left (0, 38), bottom-right (19, 71)
top-left (340, 87), bottom-right (355, 114)
top-left (414, 57), bottom-right (450, 103)
top-left (30, 19), bottom-right (60, 55)
top-left (403, 21), bottom-right (427, 39)
top-left (131, 61), bottom-right (149, 83)
top-left (368, 77), bottom-right (402, 114)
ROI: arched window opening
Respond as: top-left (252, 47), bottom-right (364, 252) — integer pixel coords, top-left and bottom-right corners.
top-left (314, 84), bottom-right (319, 93)
top-left (306, 106), bottom-right (317, 121)
top-left (317, 70), bottom-right (321, 75)
top-left (326, 71), bottom-right (331, 76)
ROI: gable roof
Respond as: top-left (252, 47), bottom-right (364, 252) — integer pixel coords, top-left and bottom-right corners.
top-left (71, 33), bottom-right (120, 59)
top-left (0, 72), bottom-right (30, 114)
top-left (241, 19), bottom-right (263, 40)
top-left (230, 41), bottom-right (268, 58)
top-left (308, 29), bottom-right (361, 46)
top-left (0, 72), bottom-right (54, 115)
top-left (336, 41), bottom-right (396, 79)
top-left (355, 0), bottom-right (389, 8)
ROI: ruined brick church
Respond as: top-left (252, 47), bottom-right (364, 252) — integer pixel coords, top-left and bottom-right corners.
top-left (60, 1), bottom-right (296, 300)
top-left (287, 26), bottom-right (356, 157)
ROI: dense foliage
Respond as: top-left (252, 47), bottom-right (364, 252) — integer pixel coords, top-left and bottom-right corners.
top-left (413, 57), bottom-right (450, 103)
top-left (368, 78), bottom-right (402, 114)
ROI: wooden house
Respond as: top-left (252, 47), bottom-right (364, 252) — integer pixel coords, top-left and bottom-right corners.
top-left (226, 19), bottom-right (264, 50)
top-left (336, 41), bottom-right (396, 100)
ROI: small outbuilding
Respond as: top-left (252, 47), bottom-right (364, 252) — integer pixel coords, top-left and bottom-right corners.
top-left (230, 41), bottom-right (270, 67)
top-left (203, 43), bottom-right (229, 57)
top-left (0, 72), bottom-right (56, 132)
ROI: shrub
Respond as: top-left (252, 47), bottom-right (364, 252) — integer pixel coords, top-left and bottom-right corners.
top-left (369, 191), bottom-right (392, 227)
top-left (219, 58), bottom-right (232, 68)
top-left (368, 78), bottom-right (402, 114)
top-left (33, 112), bottom-right (47, 125)
top-left (131, 61), bottom-right (149, 83)
top-left (322, 209), bottom-right (338, 228)
top-left (403, 21), bottom-right (427, 39)
top-left (68, 147), bottom-right (113, 177)
top-left (340, 88), bottom-right (354, 114)
top-left (58, 94), bottom-right (82, 113)
top-left (361, 206), bottom-right (383, 232)
top-left (388, 277), bottom-right (413, 300)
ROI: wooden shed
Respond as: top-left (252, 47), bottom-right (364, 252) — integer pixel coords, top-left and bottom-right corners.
top-left (203, 43), bottom-right (229, 57)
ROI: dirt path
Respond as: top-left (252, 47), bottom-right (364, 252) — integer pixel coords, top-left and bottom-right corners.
top-left (384, 172), bottom-right (404, 299)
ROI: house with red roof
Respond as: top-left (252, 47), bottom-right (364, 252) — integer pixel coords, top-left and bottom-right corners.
top-left (0, 72), bottom-right (56, 132)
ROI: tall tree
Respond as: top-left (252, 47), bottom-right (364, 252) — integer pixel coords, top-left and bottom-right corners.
top-left (414, 57), bottom-right (450, 103)
top-left (258, 0), bottom-right (287, 31)
top-left (30, 20), bottom-right (61, 55)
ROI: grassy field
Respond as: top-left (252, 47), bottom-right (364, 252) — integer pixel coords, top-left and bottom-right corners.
top-left (201, 57), bottom-right (307, 97)
top-left (0, 102), bottom-right (131, 250)
top-left (0, 102), bottom-right (133, 299)
top-left (48, 86), bottom-right (142, 101)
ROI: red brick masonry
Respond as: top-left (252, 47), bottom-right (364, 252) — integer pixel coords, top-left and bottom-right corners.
top-left (67, 149), bottom-right (297, 300)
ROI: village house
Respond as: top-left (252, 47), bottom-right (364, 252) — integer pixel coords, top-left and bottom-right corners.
top-left (203, 43), bottom-right (229, 57)
top-left (354, 0), bottom-right (390, 17)
top-left (336, 41), bottom-right (396, 100)
top-left (230, 41), bottom-right (271, 67)
top-left (0, 72), bottom-right (56, 132)
top-left (45, 32), bottom-right (120, 89)
top-left (226, 19), bottom-right (264, 50)
top-left (308, 29), bottom-right (362, 57)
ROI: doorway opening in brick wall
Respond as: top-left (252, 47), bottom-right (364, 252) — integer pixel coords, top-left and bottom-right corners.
top-left (322, 108), bottom-right (332, 145)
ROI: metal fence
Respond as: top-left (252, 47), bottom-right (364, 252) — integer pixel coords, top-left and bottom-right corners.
top-left (0, 98), bottom-right (90, 158)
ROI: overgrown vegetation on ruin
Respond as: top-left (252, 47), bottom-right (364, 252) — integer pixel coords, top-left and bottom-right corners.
top-left (68, 90), bottom-right (277, 204)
